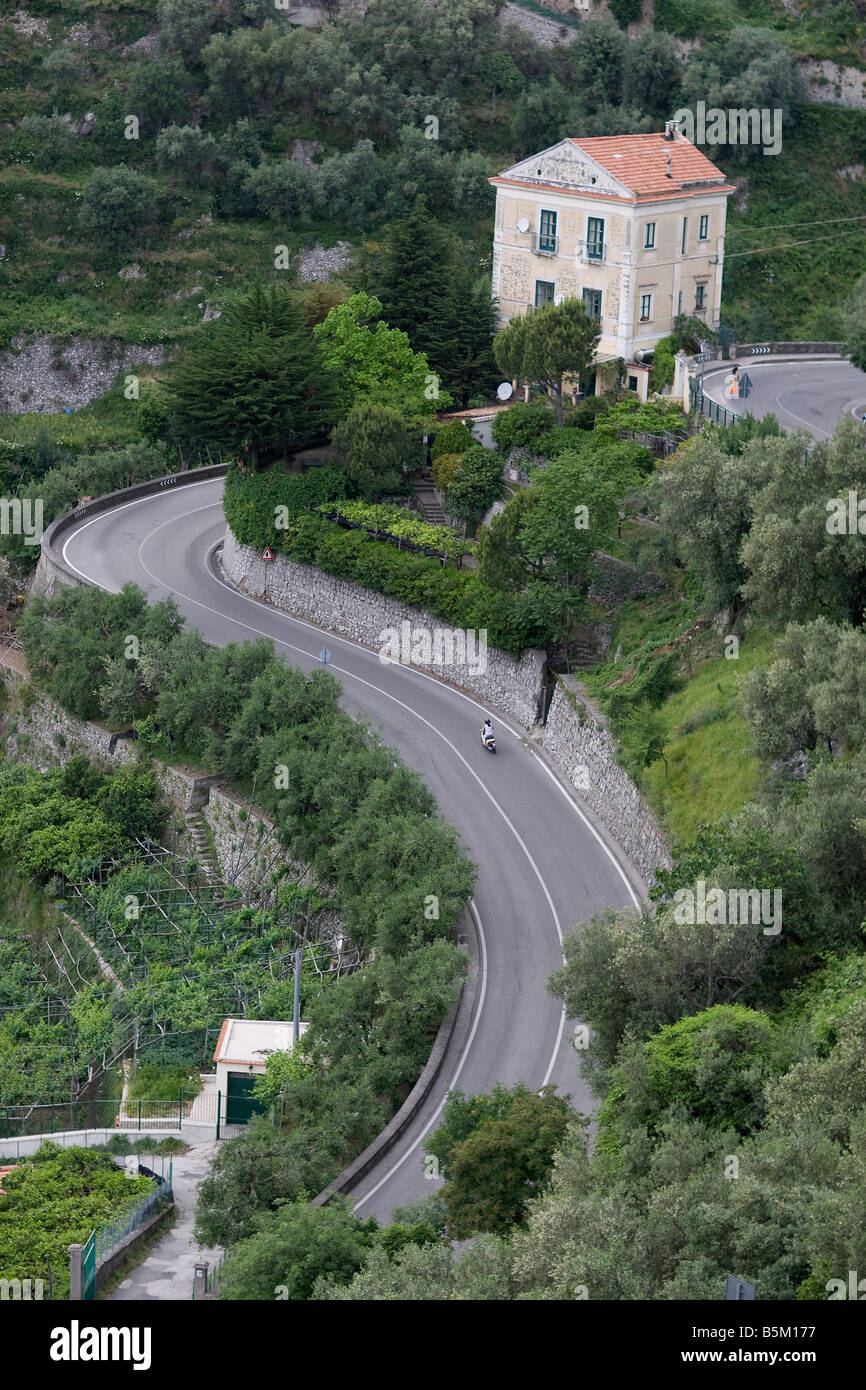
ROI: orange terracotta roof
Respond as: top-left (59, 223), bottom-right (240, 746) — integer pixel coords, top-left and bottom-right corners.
top-left (213, 1017), bottom-right (230, 1064)
top-left (570, 133), bottom-right (728, 196)
top-left (491, 133), bottom-right (734, 203)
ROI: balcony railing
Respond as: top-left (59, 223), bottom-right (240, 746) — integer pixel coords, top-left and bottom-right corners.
top-left (532, 232), bottom-right (558, 255)
top-left (579, 239), bottom-right (605, 263)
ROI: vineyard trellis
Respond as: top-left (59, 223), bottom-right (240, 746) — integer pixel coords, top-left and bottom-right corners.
top-left (1, 832), bottom-right (364, 1110)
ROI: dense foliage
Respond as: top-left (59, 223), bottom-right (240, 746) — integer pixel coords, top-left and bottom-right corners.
top-left (223, 464), bottom-right (550, 655)
top-left (0, 1144), bottom-right (154, 1299)
top-left (164, 283), bottom-right (338, 466)
top-left (17, 584), bottom-right (474, 1190)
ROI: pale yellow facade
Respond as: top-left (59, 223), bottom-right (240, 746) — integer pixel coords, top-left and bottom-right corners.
top-left (490, 134), bottom-right (734, 394)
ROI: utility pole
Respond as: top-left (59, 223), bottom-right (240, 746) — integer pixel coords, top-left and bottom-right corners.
top-left (292, 946), bottom-right (303, 1046)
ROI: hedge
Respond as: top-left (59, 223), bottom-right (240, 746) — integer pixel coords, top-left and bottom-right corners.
top-left (224, 466), bottom-right (545, 654)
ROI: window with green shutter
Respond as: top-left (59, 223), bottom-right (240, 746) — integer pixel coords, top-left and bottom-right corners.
top-left (538, 209), bottom-right (557, 253)
top-left (587, 217), bottom-right (604, 260)
top-left (582, 288), bottom-right (602, 322)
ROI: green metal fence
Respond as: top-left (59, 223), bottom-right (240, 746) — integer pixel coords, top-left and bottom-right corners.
top-left (81, 1231), bottom-right (96, 1301)
top-left (94, 1161), bottom-right (173, 1264)
top-left (690, 380), bottom-right (740, 428)
top-left (78, 1159), bottom-right (173, 1299)
top-left (2, 1088), bottom-right (252, 1147)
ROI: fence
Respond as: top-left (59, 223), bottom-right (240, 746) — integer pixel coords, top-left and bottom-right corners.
top-left (1, 1094), bottom-right (198, 1140)
top-left (76, 1158), bottom-right (173, 1300)
top-left (728, 340), bottom-right (844, 359)
top-left (690, 380), bottom-right (741, 428)
top-left (1, 1085), bottom-right (257, 1148)
top-left (94, 1161), bottom-right (173, 1264)
top-left (615, 427), bottom-right (691, 457)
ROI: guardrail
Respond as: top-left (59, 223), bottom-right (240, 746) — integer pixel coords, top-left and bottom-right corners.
top-left (686, 342), bottom-right (846, 372)
top-left (728, 341), bottom-right (845, 359)
top-left (37, 462), bottom-right (229, 594)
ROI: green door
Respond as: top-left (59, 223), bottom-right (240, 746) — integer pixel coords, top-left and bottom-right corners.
top-left (225, 1072), bottom-right (265, 1126)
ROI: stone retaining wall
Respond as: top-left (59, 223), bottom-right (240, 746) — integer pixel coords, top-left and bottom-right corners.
top-left (203, 785), bottom-right (345, 946)
top-left (540, 677), bottom-right (671, 883)
top-left (221, 529), bottom-right (548, 730)
top-left (0, 668), bottom-right (336, 911)
top-left (0, 679), bottom-right (211, 811)
top-left (221, 530), bottom-right (672, 886)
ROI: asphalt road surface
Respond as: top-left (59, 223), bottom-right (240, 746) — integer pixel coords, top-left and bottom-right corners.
top-left (700, 357), bottom-right (866, 438)
top-left (61, 478), bottom-right (642, 1220)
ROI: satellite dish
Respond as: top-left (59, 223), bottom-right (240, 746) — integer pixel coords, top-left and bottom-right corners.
top-left (554, 293), bottom-right (564, 306)
top-left (496, 382), bottom-right (514, 402)
top-left (516, 217), bottom-right (530, 234)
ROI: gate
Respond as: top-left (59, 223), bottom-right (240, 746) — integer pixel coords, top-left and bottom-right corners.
top-left (225, 1073), bottom-right (265, 1126)
top-left (81, 1231), bottom-right (96, 1301)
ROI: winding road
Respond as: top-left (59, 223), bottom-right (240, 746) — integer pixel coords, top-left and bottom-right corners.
top-left (58, 478), bottom-right (642, 1220)
top-left (699, 355), bottom-right (866, 437)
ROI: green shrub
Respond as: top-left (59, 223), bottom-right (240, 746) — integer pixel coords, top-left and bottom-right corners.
top-left (0, 1146), bottom-right (154, 1298)
top-left (431, 452), bottom-right (461, 491)
top-left (491, 401), bottom-right (555, 454)
top-left (650, 335), bottom-right (677, 393)
top-left (128, 1062), bottom-right (204, 1103)
top-left (431, 420), bottom-right (475, 458)
top-left (607, 654), bottom-right (681, 722)
top-left (314, 499), bottom-right (472, 561)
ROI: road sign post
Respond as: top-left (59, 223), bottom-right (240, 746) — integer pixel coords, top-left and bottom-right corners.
top-left (261, 546), bottom-right (273, 602)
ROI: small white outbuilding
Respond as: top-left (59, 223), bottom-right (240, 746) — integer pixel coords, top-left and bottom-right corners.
top-left (213, 1017), bottom-right (308, 1125)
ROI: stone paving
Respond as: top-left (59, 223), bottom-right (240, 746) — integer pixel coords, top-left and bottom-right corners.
top-left (107, 1144), bottom-right (223, 1302)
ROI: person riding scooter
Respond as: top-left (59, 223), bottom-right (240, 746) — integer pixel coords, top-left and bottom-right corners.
top-left (481, 718), bottom-right (496, 753)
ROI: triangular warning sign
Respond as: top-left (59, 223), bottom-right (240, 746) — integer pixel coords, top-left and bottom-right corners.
top-left (261, 546), bottom-right (274, 561)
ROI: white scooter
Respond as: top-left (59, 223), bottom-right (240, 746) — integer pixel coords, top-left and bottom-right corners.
top-left (481, 723), bottom-right (496, 754)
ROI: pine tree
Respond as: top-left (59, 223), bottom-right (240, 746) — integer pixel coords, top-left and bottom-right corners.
top-left (373, 198), bottom-right (497, 404)
top-left (165, 283), bottom-right (338, 467)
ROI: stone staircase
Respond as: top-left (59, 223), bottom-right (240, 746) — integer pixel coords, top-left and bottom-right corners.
top-left (184, 811), bottom-right (218, 881)
top-left (413, 479), bottom-right (448, 527)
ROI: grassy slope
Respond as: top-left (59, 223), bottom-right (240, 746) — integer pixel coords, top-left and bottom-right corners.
top-left (583, 585), bottom-right (771, 847)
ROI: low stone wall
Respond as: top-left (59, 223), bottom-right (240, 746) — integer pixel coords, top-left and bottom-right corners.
top-left (588, 552), bottom-right (667, 607)
top-left (0, 677), bottom-right (214, 812)
top-left (0, 668), bottom-right (336, 914)
top-left (221, 529), bottom-right (548, 730)
top-left (540, 677), bottom-right (671, 883)
top-left (221, 529), bottom-right (671, 887)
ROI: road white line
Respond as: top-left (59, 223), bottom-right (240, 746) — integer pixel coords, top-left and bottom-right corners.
top-left (353, 898), bottom-right (489, 1210)
top-left (772, 385), bottom-right (832, 438)
top-left (61, 482), bottom-right (639, 1157)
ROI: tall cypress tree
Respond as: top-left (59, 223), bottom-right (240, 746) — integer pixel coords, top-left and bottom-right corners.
top-left (165, 283), bottom-right (338, 467)
top-left (373, 198), bottom-right (498, 405)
